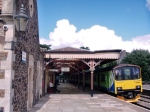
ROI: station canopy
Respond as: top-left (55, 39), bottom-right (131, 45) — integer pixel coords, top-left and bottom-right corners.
top-left (44, 47), bottom-right (123, 73)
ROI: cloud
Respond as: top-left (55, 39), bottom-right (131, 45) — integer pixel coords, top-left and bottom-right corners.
top-left (40, 19), bottom-right (150, 52)
top-left (40, 38), bottom-right (51, 45)
top-left (146, 0), bottom-right (150, 10)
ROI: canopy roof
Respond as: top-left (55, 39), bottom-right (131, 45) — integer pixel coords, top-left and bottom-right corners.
top-left (45, 47), bottom-right (122, 59)
top-left (44, 47), bottom-right (124, 73)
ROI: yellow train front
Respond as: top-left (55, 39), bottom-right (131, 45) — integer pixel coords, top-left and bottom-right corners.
top-left (114, 64), bottom-right (142, 102)
top-left (83, 64), bottom-right (142, 102)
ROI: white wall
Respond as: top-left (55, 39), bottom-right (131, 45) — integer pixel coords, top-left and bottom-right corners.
top-left (0, 24), bottom-right (14, 112)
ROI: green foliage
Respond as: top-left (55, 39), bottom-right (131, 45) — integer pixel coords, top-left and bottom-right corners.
top-left (40, 44), bottom-right (51, 50)
top-left (121, 49), bottom-right (150, 81)
top-left (96, 61), bottom-right (117, 69)
top-left (80, 46), bottom-right (90, 50)
top-left (105, 61), bottom-right (117, 67)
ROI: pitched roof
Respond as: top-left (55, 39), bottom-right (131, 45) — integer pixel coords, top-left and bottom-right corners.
top-left (46, 47), bottom-right (91, 53)
top-left (51, 47), bottom-right (89, 51)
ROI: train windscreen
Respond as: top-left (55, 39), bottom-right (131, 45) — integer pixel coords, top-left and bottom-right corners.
top-left (115, 66), bottom-right (140, 80)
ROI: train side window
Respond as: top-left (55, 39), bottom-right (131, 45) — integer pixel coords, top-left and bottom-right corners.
top-left (132, 67), bottom-right (140, 79)
top-left (115, 68), bottom-right (122, 80)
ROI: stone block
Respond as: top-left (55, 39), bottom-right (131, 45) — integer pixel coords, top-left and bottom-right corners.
top-left (0, 52), bottom-right (8, 60)
top-left (0, 89), bottom-right (5, 97)
top-left (2, 0), bottom-right (13, 14)
top-left (0, 69), bottom-right (5, 79)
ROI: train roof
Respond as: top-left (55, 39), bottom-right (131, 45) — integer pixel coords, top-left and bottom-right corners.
top-left (83, 64), bottom-right (140, 73)
top-left (115, 64), bottom-right (140, 68)
top-left (95, 64), bottom-right (140, 72)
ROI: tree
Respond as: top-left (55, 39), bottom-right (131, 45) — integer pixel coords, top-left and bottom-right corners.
top-left (121, 49), bottom-right (150, 81)
top-left (97, 60), bottom-right (117, 69)
top-left (80, 46), bottom-right (90, 50)
top-left (106, 61), bottom-right (118, 67)
top-left (40, 44), bottom-right (51, 50)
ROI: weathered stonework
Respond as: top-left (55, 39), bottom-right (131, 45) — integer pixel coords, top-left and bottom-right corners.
top-left (12, 0), bottom-right (44, 111)
top-left (0, 70), bottom-right (5, 79)
top-left (0, 21), bottom-right (6, 44)
top-left (0, 52), bottom-right (8, 60)
top-left (0, 89), bottom-right (5, 97)
top-left (2, 0), bottom-right (13, 14)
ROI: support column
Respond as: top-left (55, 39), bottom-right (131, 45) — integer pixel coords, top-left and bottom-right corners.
top-left (75, 74), bottom-right (77, 87)
top-left (91, 71), bottom-right (94, 97)
top-left (73, 74), bottom-right (75, 86)
top-left (98, 73), bottom-right (100, 88)
top-left (90, 59), bottom-right (95, 97)
top-left (71, 75), bottom-right (72, 84)
top-left (81, 59), bottom-right (102, 97)
top-left (78, 73), bottom-right (80, 89)
top-left (72, 75), bottom-right (73, 85)
top-left (83, 72), bottom-right (85, 91)
top-left (80, 73), bottom-right (81, 88)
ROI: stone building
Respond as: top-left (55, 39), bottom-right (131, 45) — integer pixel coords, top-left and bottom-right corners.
top-left (0, 0), bottom-right (44, 112)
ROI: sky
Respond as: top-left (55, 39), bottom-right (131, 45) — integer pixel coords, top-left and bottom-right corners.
top-left (37, 0), bottom-right (150, 52)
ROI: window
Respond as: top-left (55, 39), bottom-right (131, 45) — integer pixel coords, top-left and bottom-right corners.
top-left (115, 66), bottom-right (140, 80)
top-left (122, 67), bottom-right (132, 80)
top-left (132, 67), bottom-right (140, 79)
top-left (115, 68), bottom-right (122, 80)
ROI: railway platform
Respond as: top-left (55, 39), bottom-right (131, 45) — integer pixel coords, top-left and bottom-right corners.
top-left (28, 83), bottom-right (150, 112)
top-left (142, 84), bottom-right (150, 90)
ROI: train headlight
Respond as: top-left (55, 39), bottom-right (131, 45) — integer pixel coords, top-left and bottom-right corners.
top-left (117, 87), bottom-right (122, 90)
top-left (136, 85), bottom-right (141, 89)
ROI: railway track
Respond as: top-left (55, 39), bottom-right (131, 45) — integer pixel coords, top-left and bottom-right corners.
top-left (132, 90), bottom-right (150, 110)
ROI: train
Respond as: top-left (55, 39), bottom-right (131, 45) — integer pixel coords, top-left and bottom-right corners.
top-left (83, 64), bottom-right (142, 102)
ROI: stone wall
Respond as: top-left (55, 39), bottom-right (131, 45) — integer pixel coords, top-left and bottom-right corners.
top-left (12, 0), bottom-right (44, 111)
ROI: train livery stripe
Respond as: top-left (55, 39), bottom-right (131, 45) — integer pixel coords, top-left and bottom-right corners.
top-left (108, 71), bottom-right (115, 93)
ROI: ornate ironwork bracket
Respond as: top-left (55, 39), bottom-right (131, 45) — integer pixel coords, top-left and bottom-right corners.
top-left (81, 59), bottom-right (103, 72)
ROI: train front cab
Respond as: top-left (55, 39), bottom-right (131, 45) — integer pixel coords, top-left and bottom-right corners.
top-left (113, 65), bottom-right (142, 102)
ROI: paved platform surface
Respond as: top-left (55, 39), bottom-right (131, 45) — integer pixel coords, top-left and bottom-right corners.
top-left (28, 83), bottom-right (150, 112)
top-left (142, 84), bottom-right (150, 90)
